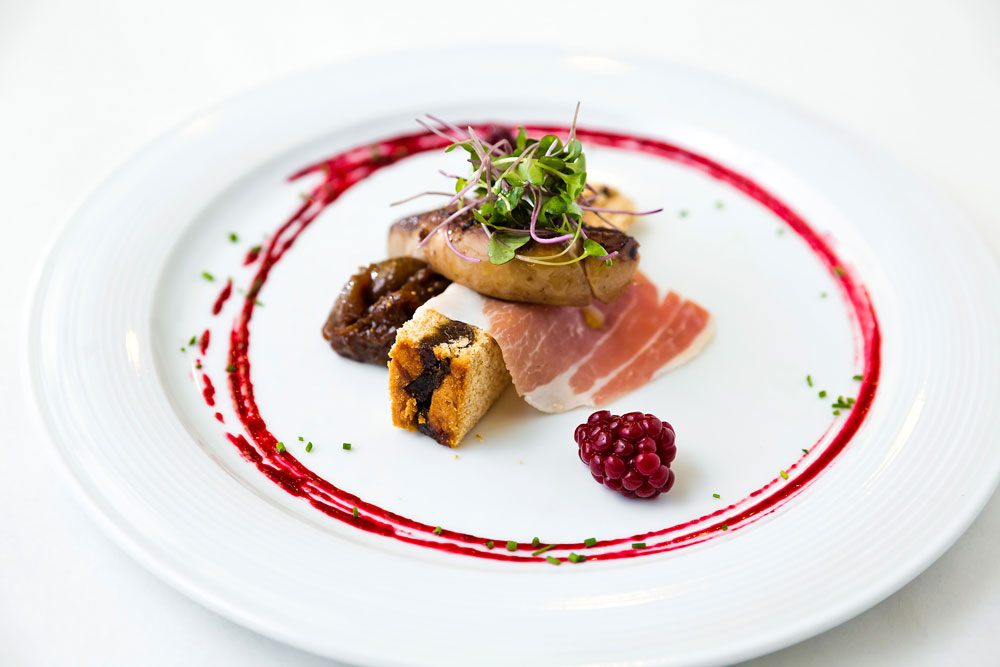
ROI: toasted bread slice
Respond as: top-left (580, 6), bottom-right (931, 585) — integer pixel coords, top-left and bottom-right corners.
top-left (389, 308), bottom-right (509, 447)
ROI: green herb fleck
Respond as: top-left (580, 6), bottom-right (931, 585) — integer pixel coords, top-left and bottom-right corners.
top-left (201, 271), bottom-right (215, 282)
top-left (433, 526), bottom-right (442, 535)
top-left (777, 228), bottom-right (786, 236)
top-left (721, 524), bottom-right (729, 531)
top-left (531, 544), bottom-right (555, 556)
top-left (806, 374), bottom-right (813, 387)
top-left (712, 493), bottom-right (721, 499)
top-left (818, 390), bottom-right (827, 398)
top-left (834, 266), bottom-right (845, 276)
top-left (802, 448), bottom-right (809, 454)
top-left (195, 360), bottom-right (202, 369)
top-left (679, 209), bottom-right (689, 218)
top-left (226, 364), bottom-right (236, 372)
top-left (298, 436), bottom-right (304, 441)
top-left (180, 347), bottom-right (186, 352)
top-left (352, 507), bottom-right (359, 518)
top-left (780, 470), bottom-right (789, 480)
top-left (715, 201), bottom-right (725, 209)
top-left (506, 541), bottom-right (518, 552)
top-left (568, 552), bottom-right (586, 563)
top-left (228, 232), bottom-right (239, 243)
top-left (545, 556), bottom-right (561, 565)
top-left (820, 291), bottom-right (829, 298)
top-left (275, 441), bottom-right (286, 454)
top-left (583, 537), bottom-right (597, 548)
top-left (833, 409), bottom-right (841, 416)
top-left (305, 442), bottom-right (313, 453)
top-left (188, 335), bottom-right (197, 346)
top-left (342, 442), bottom-right (351, 450)
top-left (485, 540), bottom-right (495, 549)
top-left (853, 374), bottom-right (863, 381)
top-left (631, 542), bottom-right (647, 549)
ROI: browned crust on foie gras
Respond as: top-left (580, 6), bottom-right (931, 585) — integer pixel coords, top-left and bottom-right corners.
top-left (387, 207), bottom-right (639, 306)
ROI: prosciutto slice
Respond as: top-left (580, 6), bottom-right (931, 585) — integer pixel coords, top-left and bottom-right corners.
top-left (414, 273), bottom-right (713, 413)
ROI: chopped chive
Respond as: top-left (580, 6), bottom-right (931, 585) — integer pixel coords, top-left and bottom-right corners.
top-left (721, 524), bottom-right (729, 531)
top-left (531, 537), bottom-right (540, 547)
top-left (834, 266), bottom-right (845, 276)
top-left (833, 409), bottom-right (841, 416)
top-left (188, 335), bottom-right (197, 346)
top-left (631, 542), bottom-right (647, 549)
top-left (275, 441), bottom-right (286, 453)
top-left (485, 540), bottom-right (494, 549)
top-left (195, 360), bottom-right (202, 369)
top-left (584, 537), bottom-right (597, 548)
top-left (802, 448), bottom-right (809, 454)
top-left (433, 526), bottom-right (442, 535)
top-left (342, 442), bottom-right (351, 450)
top-left (545, 556), bottom-right (561, 565)
top-left (298, 436), bottom-right (304, 441)
top-left (847, 397), bottom-right (856, 406)
top-left (352, 507), bottom-right (358, 518)
top-left (853, 374), bottom-right (864, 381)
top-left (780, 470), bottom-right (789, 480)
top-left (226, 364), bottom-right (236, 372)
top-left (228, 232), bottom-right (239, 243)
top-left (806, 375), bottom-right (813, 387)
top-left (712, 493), bottom-right (721, 499)
top-left (818, 390), bottom-right (827, 398)
top-left (201, 271), bottom-right (215, 282)
top-left (180, 347), bottom-right (186, 352)
top-left (531, 544), bottom-right (555, 556)
top-left (506, 541), bottom-right (517, 551)
top-left (568, 552), bottom-right (586, 563)
top-left (305, 442), bottom-right (313, 452)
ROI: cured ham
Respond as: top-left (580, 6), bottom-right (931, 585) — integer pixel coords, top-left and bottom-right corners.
top-left (414, 273), bottom-right (713, 413)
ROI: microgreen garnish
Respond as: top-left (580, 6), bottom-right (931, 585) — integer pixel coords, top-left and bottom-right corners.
top-left (305, 442), bottom-right (313, 453)
top-left (583, 537), bottom-right (597, 548)
top-left (403, 105), bottom-right (661, 267)
top-left (485, 540), bottom-right (495, 549)
top-left (342, 442), bottom-right (351, 450)
top-left (275, 441), bottom-right (286, 454)
top-left (433, 526), bottom-right (442, 535)
top-left (713, 493), bottom-right (721, 499)
top-left (202, 271), bottom-right (215, 282)
top-left (568, 553), bottom-right (586, 563)
top-left (531, 544), bottom-right (555, 556)
top-left (545, 556), bottom-right (561, 565)
top-left (228, 232), bottom-right (239, 243)
top-left (806, 375), bottom-right (813, 387)
top-left (506, 541), bottom-right (518, 551)
top-left (631, 542), bottom-right (647, 549)
top-left (853, 374), bottom-right (863, 381)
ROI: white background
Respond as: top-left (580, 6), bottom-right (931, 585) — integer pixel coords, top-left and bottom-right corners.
top-left (2, 1), bottom-right (998, 665)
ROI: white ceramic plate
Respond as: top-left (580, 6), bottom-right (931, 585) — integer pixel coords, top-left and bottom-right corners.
top-left (26, 49), bottom-right (1000, 666)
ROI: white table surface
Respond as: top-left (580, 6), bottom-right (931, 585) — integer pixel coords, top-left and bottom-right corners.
top-left (2, 1), bottom-right (998, 664)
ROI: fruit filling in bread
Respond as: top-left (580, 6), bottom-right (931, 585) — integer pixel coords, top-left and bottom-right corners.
top-left (388, 308), bottom-right (509, 447)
